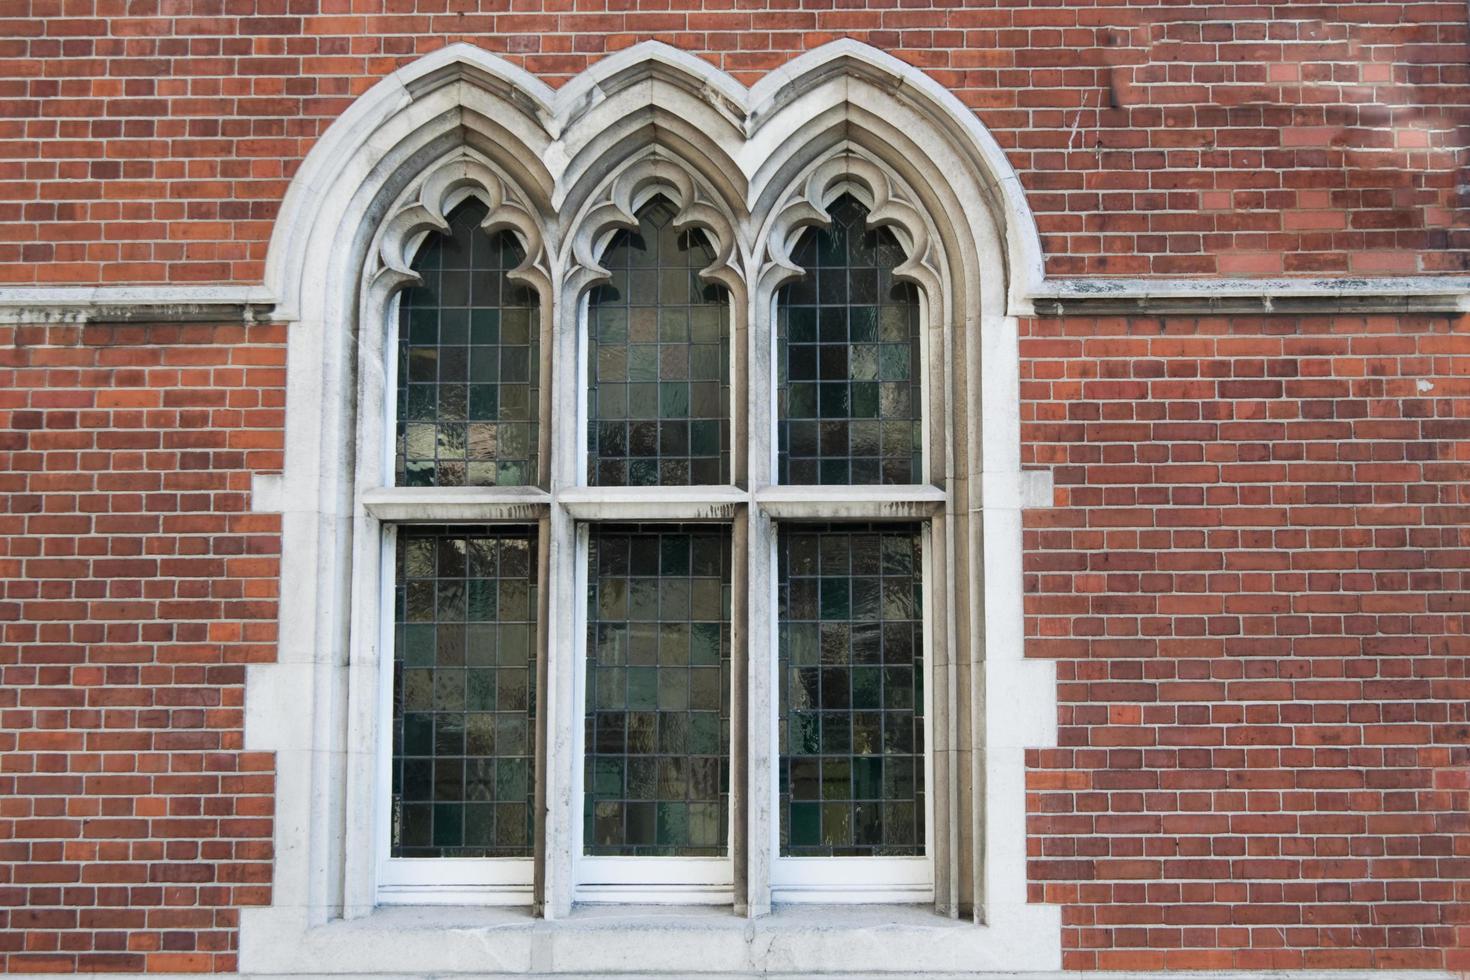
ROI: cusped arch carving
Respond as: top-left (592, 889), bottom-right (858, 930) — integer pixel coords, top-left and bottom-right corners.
top-left (757, 149), bottom-right (945, 320)
top-left (368, 152), bottom-right (551, 308)
top-left (563, 151), bottom-right (746, 306)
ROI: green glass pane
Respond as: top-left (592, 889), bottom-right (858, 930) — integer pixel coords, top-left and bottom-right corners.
top-left (585, 526), bottom-right (730, 856)
top-left (777, 196), bottom-right (923, 486)
top-left (396, 200), bottom-right (540, 488)
top-left (390, 526), bottom-right (537, 858)
top-left (587, 199), bottom-right (730, 486)
top-left (778, 523), bottom-right (925, 857)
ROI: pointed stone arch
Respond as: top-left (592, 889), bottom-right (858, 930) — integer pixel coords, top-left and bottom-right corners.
top-left (248, 39), bottom-right (1060, 976)
top-left (265, 39), bottom-right (1043, 324)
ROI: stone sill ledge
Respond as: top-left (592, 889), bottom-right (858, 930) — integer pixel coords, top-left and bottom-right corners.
top-left (234, 901), bottom-right (1066, 976)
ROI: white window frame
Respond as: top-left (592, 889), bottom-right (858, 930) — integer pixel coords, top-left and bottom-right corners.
top-left (762, 524), bottom-right (936, 904)
top-left (755, 178), bottom-right (943, 903)
top-left (568, 523), bottom-right (737, 904)
top-left (555, 165), bottom-right (749, 903)
top-left (352, 168), bottom-right (555, 909)
top-left (368, 276), bottom-right (542, 903)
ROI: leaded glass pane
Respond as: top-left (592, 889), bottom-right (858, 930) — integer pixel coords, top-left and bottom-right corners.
top-left (391, 526), bottom-right (537, 857)
top-left (396, 199), bottom-right (539, 487)
top-left (587, 197), bottom-right (731, 486)
top-left (777, 195), bottom-right (922, 485)
top-left (584, 525), bottom-right (731, 856)
top-left (778, 522), bottom-right (925, 857)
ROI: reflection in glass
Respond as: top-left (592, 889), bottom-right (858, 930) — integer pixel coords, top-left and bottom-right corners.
top-left (778, 523), bottom-right (925, 857)
top-left (587, 197), bottom-right (730, 486)
top-left (391, 526), bottom-right (537, 857)
top-left (396, 199), bottom-right (539, 487)
top-left (584, 525), bottom-right (731, 856)
top-left (777, 195), bottom-right (922, 485)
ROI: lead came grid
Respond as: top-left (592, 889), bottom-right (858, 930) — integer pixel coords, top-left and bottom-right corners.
top-left (778, 523), bottom-right (925, 857)
top-left (391, 526), bottom-right (537, 858)
top-left (587, 197), bottom-right (731, 486)
top-left (777, 195), bottom-right (923, 486)
top-left (396, 199), bottom-right (539, 488)
top-left (584, 526), bottom-right (732, 856)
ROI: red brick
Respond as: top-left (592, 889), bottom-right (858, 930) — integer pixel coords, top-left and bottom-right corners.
top-left (1024, 312), bottom-right (1470, 972)
top-left (0, 322), bottom-right (279, 974)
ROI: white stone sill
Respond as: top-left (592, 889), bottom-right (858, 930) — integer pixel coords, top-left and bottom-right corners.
top-left (237, 901), bottom-right (1069, 976)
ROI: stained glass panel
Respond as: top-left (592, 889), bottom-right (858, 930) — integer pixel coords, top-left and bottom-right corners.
top-left (584, 525), bottom-right (731, 856)
top-left (396, 199), bottom-right (539, 487)
top-left (778, 522), bottom-right (925, 857)
top-left (391, 526), bottom-right (537, 858)
top-left (587, 197), bottom-right (730, 486)
top-left (777, 195), bottom-right (922, 485)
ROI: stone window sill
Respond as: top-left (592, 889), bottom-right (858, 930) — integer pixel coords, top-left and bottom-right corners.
top-left (241, 902), bottom-right (1057, 976)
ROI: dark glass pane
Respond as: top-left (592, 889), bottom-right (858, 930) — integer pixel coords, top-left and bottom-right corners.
top-left (777, 196), bottom-right (922, 485)
top-left (396, 200), bottom-right (540, 487)
top-left (584, 525), bottom-right (731, 856)
top-left (778, 523), bottom-right (924, 857)
top-left (587, 197), bottom-right (730, 486)
top-left (391, 526), bottom-right (537, 858)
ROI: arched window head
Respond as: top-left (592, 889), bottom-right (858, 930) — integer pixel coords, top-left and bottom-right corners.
top-left (586, 196), bottom-right (731, 487)
top-left (396, 199), bottom-right (540, 488)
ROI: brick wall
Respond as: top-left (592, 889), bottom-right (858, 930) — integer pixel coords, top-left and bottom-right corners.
top-left (3, 6), bottom-right (1470, 973)
top-left (1021, 312), bottom-right (1470, 972)
top-left (0, 322), bottom-right (283, 973)
top-left (0, 1), bottom-right (1466, 283)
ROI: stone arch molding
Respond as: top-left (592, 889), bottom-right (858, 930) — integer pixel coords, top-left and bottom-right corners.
top-left (265, 38), bottom-right (1044, 325)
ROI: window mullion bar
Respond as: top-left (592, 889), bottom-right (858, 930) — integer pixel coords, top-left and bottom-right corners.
top-left (531, 512), bottom-right (551, 914)
top-left (540, 284), bottom-right (584, 919)
top-left (729, 510), bottom-right (750, 914)
top-left (743, 279), bottom-right (775, 917)
top-left (753, 484), bottom-right (945, 522)
top-left (557, 485), bottom-right (746, 522)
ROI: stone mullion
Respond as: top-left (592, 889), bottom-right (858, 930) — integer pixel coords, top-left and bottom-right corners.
top-left (743, 273), bottom-right (776, 917)
top-left (540, 279), bottom-right (584, 918)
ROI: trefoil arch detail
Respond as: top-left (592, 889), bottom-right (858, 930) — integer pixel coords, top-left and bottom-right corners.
top-left (369, 152), bottom-right (552, 308)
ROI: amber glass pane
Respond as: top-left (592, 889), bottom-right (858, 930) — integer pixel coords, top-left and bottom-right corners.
top-left (777, 195), bottom-right (922, 485)
top-left (391, 526), bottom-right (536, 857)
top-left (587, 197), bottom-right (730, 486)
top-left (778, 523), bottom-right (925, 856)
top-left (584, 525), bottom-right (731, 856)
top-left (396, 199), bottom-right (539, 487)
